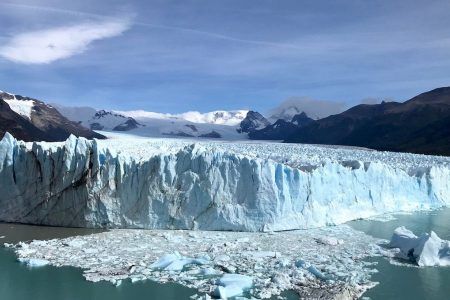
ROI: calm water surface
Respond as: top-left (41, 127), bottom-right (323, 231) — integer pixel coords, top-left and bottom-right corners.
top-left (350, 208), bottom-right (450, 300)
top-left (0, 223), bottom-right (197, 300)
top-left (1, 209), bottom-right (449, 300)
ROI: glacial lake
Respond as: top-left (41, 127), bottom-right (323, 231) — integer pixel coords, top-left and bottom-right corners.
top-left (1, 208), bottom-right (449, 300)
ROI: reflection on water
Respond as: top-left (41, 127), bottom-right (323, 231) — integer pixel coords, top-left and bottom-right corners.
top-left (349, 208), bottom-right (450, 300)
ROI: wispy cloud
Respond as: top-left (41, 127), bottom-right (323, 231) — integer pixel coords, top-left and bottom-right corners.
top-left (0, 2), bottom-right (305, 51)
top-left (0, 19), bottom-right (131, 64)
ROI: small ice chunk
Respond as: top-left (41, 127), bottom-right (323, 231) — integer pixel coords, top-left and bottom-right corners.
top-left (19, 258), bottom-right (49, 267)
top-left (150, 253), bottom-right (181, 269)
top-left (295, 259), bottom-right (328, 280)
top-left (315, 237), bottom-right (344, 246)
top-left (200, 267), bottom-right (221, 276)
top-left (307, 265), bottom-right (328, 280)
top-left (151, 253), bottom-right (208, 271)
top-left (214, 254), bottom-right (231, 262)
top-left (389, 226), bottom-right (450, 267)
top-left (215, 274), bottom-right (253, 299)
top-left (66, 240), bottom-right (87, 248)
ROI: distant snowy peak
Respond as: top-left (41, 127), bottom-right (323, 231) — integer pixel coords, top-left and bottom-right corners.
top-left (291, 112), bottom-right (314, 127)
top-left (54, 104), bottom-right (247, 139)
top-left (237, 111), bottom-right (270, 133)
top-left (270, 105), bottom-right (304, 122)
top-left (268, 97), bottom-right (345, 122)
top-left (52, 104), bottom-right (143, 132)
top-left (182, 110), bottom-right (248, 126)
top-left (117, 109), bottom-right (248, 126)
top-left (87, 110), bottom-right (143, 131)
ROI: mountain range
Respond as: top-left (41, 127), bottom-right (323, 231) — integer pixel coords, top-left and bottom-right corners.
top-left (1, 87), bottom-right (449, 156)
top-left (285, 87), bottom-right (450, 156)
top-left (54, 104), bottom-right (249, 140)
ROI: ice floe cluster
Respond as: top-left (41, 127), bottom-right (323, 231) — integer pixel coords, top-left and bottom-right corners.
top-left (1, 133), bottom-right (449, 231)
top-left (8, 225), bottom-right (384, 299)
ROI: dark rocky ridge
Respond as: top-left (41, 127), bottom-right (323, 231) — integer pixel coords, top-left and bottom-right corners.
top-left (286, 87), bottom-right (450, 156)
top-left (249, 112), bottom-right (314, 140)
top-left (237, 111), bottom-right (270, 133)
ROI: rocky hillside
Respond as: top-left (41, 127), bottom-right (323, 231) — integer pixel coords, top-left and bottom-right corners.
top-left (0, 91), bottom-right (105, 142)
top-left (286, 87), bottom-right (450, 156)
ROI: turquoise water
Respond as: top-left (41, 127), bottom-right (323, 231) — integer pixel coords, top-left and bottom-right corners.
top-left (0, 223), bottom-right (298, 300)
top-left (1, 209), bottom-right (449, 300)
top-left (350, 208), bottom-right (450, 300)
top-left (0, 223), bottom-right (197, 300)
top-left (0, 249), bottom-right (197, 300)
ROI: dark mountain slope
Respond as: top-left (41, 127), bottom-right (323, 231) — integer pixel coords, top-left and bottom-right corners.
top-left (0, 99), bottom-right (48, 141)
top-left (286, 87), bottom-right (450, 156)
top-left (237, 111), bottom-right (270, 133)
top-left (0, 91), bottom-right (105, 142)
top-left (249, 112), bottom-right (314, 140)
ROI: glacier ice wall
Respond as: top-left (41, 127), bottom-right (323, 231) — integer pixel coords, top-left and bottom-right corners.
top-left (0, 133), bottom-right (449, 231)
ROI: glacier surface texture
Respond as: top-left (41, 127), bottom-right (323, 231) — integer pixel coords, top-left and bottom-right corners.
top-left (0, 132), bottom-right (449, 231)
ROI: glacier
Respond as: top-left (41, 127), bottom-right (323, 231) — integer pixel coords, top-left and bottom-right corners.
top-left (0, 132), bottom-right (449, 231)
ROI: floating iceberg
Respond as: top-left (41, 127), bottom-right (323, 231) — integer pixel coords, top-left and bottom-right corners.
top-left (18, 258), bottom-right (49, 267)
top-left (388, 226), bottom-right (450, 267)
top-left (215, 274), bottom-right (253, 299)
top-left (0, 133), bottom-right (449, 231)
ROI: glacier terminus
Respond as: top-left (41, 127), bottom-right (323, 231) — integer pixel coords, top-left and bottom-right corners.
top-left (0, 132), bottom-right (449, 231)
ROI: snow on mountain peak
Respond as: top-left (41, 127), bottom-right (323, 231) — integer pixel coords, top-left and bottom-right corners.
top-left (268, 97), bottom-right (345, 121)
top-left (116, 109), bottom-right (248, 126)
top-left (2, 94), bottom-right (35, 120)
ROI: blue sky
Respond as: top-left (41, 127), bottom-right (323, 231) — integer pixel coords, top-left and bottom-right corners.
top-left (1, 0), bottom-right (450, 113)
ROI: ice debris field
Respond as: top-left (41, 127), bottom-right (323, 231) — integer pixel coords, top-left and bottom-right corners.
top-left (7, 225), bottom-right (450, 299)
top-left (0, 132), bottom-right (449, 231)
top-left (8, 225), bottom-right (384, 299)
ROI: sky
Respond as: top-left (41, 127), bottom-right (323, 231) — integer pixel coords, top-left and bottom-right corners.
top-left (1, 0), bottom-right (450, 114)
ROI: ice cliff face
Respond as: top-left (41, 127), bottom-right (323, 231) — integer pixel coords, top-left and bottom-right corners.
top-left (0, 133), bottom-right (449, 231)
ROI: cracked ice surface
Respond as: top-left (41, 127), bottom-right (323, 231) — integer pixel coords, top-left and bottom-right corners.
top-left (1, 132), bottom-right (449, 231)
top-left (9, 225), bottom-right (384, 299)
top-left (96, 132), bottom-right (450, 172)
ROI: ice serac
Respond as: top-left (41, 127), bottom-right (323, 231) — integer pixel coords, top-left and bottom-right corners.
top-left (0, 134), bottom-right (449, 231)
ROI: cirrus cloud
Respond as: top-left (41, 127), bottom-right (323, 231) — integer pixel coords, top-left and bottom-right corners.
top-left (0, 19), bottom-right (131, 64)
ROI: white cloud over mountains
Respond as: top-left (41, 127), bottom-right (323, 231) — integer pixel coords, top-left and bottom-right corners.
top-left (0, 19), bottom-right (130, 64)
top-left (268, 97), bottom-right (346, 121)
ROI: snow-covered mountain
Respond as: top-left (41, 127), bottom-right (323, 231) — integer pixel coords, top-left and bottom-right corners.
top-left (52, 104), bottom-right (143, 132)
top-left (55, 104), bottom-right (251, 140)
top-left (0, 90), bottom-right (104, 142)
top-left (116, 109), bottom-right (248, 126)
top-left (237, 111), bottom-right (270, 133)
